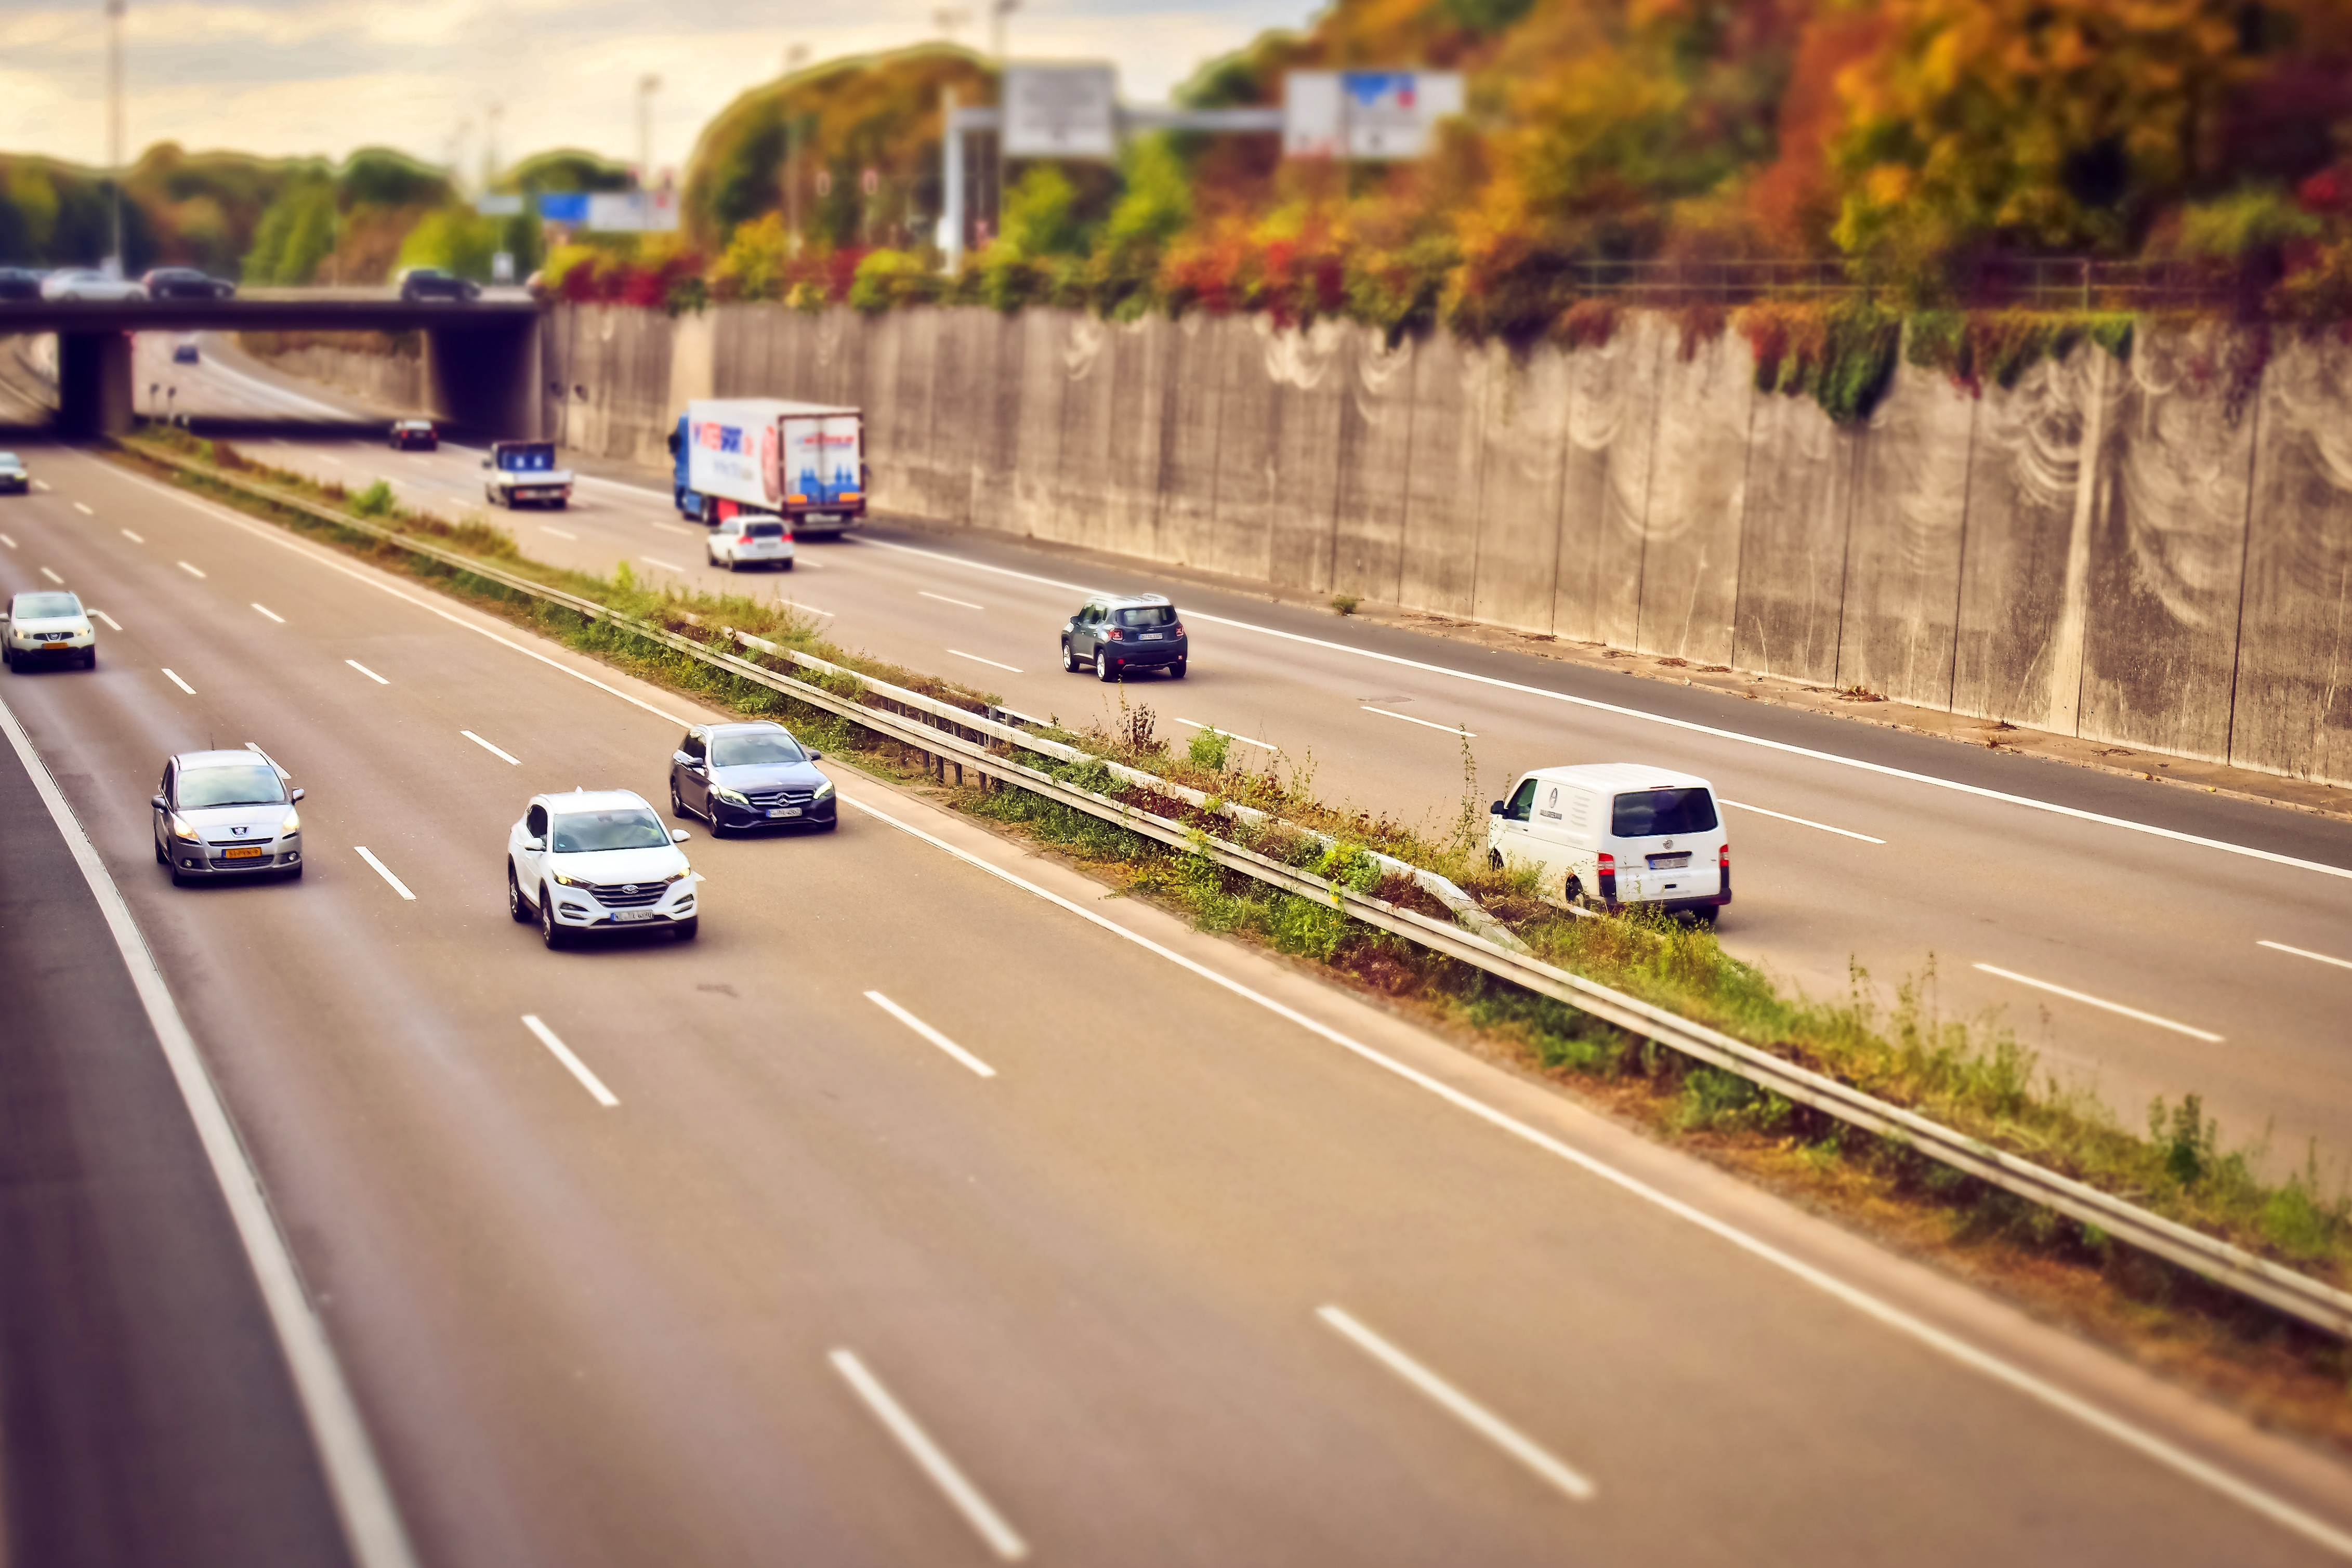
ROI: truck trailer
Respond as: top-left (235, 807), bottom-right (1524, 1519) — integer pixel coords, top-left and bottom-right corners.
top-left (669, 400), bottom-right (866, 538)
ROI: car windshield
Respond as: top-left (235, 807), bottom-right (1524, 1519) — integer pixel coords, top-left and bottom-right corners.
top-left (179, 765), bottom-right (287, 809)
top-left (1115, 605), bottom-right (1176, 627)
top-left (12, 592), bottom-right (80, 619)
top-left (550, 808), bottom-right (671, 852)
top-left (500, 445), bottom-right (554, 471)
top-left (1611, 788), bottom-right (1717, 838)
top-left (711, 730), bottom-right (807, 768)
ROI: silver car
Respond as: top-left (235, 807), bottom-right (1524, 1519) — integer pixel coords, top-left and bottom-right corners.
top-left (153, 747), bottom-right (306, 884)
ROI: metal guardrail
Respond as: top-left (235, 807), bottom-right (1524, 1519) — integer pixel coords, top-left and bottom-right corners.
top-left (127, 439), bottom-right (2352, 1339)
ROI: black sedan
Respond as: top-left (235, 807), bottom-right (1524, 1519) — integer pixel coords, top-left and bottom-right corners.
top-left (0, 268), bottom-right (41, 301)
top-left (668, 720), bottom-right (836, 835)
top-left (141, 267), bottom-right (235, 299)
top-left (399, 268), bottom-right (480, 303)
top-left (390, 419), bottom-right (438, 451)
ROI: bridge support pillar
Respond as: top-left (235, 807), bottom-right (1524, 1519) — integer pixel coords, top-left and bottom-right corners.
top-left (57, 332), bottom-right (134, 439)
top-left (423, 317), bottom-right (542, 439)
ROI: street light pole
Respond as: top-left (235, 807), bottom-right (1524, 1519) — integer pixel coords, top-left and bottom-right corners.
top-left (636, 73), bottom-right (662, 193)
top-left (784, 44), bottom-right (810, 255)
top-left (106, 0), bottom-right (125, 272)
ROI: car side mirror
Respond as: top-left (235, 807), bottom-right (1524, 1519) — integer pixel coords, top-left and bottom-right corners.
top-left (1490, 800), bottom-right (1504, 814)
top-left (671, 828), bottom-right (691, 844)
top-left (480, 458), bottom-right (491, 469)
top-left (523, 835), bottom-right (545, 852)
top-left (291, 788), bottom-right (305, 802)
top-left (672, 750), bottom-right (694, 766)
top-left (809, 750), bottom-right (822, 761)
top-left (152, 794), bottom-right (167, 810)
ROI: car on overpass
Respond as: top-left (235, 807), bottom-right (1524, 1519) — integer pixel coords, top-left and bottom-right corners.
top-left (141, 267), bottom-right (235, 300)
top-left (507, 789), bottom-right (697, 947)
top-left (152, 747), bottom-right (305, 885)
top-left (172, 336), bottom-right (201, 364)
top-left (1489, 763), bottom-right (1729, 924)
top-left (3, 589), bottom-right (95, 669)
top-left (1061, 594), bottom-right (1188, 681)
top-left (390, 418), bottom-right (439, 452)
top-left (41, 269), bottom-right (145, 302)
top-left (668, 721), bottom-right (834, 835)
top-left (399, 267), bottom-right (481, 304)
top-left (0, 452), bottom-right (27, 493)
top-left (0, 268), bottom-right (41, 301)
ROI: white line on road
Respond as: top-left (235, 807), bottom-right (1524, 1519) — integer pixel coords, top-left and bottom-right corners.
top-left (519, 1015), bottom-right (620, 1107)
top-left (461, 729), bottom-right (521, 765)
top-left (828, 1350), bottom-right (1028, 1561)
top-left (1362, 704), bottom-right (1474, 737)
top-left (177, 559), bottom-right (207, 578)
top-left (947, 649), bottom-right (1022, 674)
top-left (0, 533), bottom-right (13, 548)
top-left (848, 535), bottom-right (2352, 884)
top-left (38, 566), bottom-right (62, 584)
top-left (120, 528), bottom-right (144, 543)
top-left (89, 609), bottom-right (122, 631)
top-left (1972, 964), bottom-right (2223, 1042)
top-left (1318, 1305), bottom-right (1595, 1501)
top-left (345, 659), bottom-right (389, 685)
top-left (320, 454), bottom-right (344, 466)
top-left (1173, 717), bottom-right (1277, 750)
top-left (919, 589), bottom-right (986, 611)
top-left (638, 556), bottom-right (685, 573)
top-left (353, 846), bottom-right (415, 900)
top-left (838, 790), bottom-right (2352, 1560)
top-left (30, 479), bottom-right (47, 491)
top-left (161, 668), bottom-right (195, 694)
top-left (2257, 940), bottom-right (2352, 973)
top-left (251, 602), bottom-right (285, 623)
top-left (651, 521), bottom-right (698, 536)
top-left (72, 501), bottom-right (93, 516)
top-left (539, 525), bottom-right (578, 541)
top-left (783, 601), bottom-right (836, 618)
top-left (1721, 799), bottom-right (1885, 844)
top-left (864, 991), bottom-right (998, 1077)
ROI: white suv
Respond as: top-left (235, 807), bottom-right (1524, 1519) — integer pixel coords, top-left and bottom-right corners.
top-left (706, 516), bottom-right (794, 571)
top-left (4, 589), bottom-right (97, 670)
top-left (506, 788), bottom-right (698, 947)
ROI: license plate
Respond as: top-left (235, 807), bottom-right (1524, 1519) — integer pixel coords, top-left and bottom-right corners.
top-left (614, 908), bottom-right (662, 923)
top-left (1140, 633), bottom-right (1162, 641)
top-left (222, 846), bottom-right (266, 859)
top-left (769, 807), bottom-right (802, 818)
top-left (1648, 853), bottom-right (1690, 869)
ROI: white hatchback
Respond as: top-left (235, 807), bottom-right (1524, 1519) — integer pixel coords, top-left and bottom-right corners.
top-left (507, 788), bottom-right (698, 947)
top-left (706, 516), bottom-right (795, 571)
top-left (1490, 763), bottom-right (1730, 923)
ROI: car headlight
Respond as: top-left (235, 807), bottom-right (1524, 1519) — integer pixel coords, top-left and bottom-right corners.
top-left (167, 813), bottom-right (200, 842)
top-left (813, 778), bottom-right (835, 800)
top-left (663, 869), bottom-right (691, 884)
top-left (279, 810), bottom-right (300, 834)
top-left (711, 786), bottom-right (751, 807)
top-left (550, 870), bottom-right (583, 887)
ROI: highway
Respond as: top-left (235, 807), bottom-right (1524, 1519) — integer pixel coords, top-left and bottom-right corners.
top-left (116, 337), bottom-right (2352, 1178)
top-left (9, 419), bottom-right (2352, 1562)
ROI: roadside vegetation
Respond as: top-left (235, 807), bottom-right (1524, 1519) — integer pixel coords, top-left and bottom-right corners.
top-left (119, 425), bottom-right (2352, 1435)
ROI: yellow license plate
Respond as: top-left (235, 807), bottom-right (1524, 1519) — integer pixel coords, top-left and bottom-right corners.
top-left (222, 846), bottom-right (266, 859)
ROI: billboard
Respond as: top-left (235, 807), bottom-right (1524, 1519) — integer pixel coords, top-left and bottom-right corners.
top-left (1003, 63), bottom-right (1119, 159)
top-left (1283, 70), bottom-right (1465, 160)
top-left (584, 190), bottom-right (680, 233)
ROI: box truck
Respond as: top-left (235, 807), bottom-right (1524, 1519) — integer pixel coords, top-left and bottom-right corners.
top-left (668, 400), bottom-right (866, 538)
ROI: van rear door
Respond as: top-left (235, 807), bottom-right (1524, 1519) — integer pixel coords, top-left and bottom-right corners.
top-left (1607, 786), bottom-right (1722, 903)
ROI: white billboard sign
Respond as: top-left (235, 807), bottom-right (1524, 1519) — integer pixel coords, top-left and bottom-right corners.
top-left (1003, 63), bottom-right (1119, 159)
top-left (583, 190), bottom-right (680, 233)
top-left (1283, 70), bottom-right (1464, 160)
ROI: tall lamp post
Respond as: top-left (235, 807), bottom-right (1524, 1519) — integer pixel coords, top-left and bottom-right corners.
top-left (987, 0), bottom-right (1018, 245)
top-left (784, 44), bottom-right (810, 254)
top-left (106, 0), bottom-right (125, 273)
top-left (636, 73), bottom-right (662, 193)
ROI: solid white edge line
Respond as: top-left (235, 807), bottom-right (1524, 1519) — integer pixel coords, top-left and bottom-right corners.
top-left (177, 559), bottom-right (207, 578)
top-left (1361, 704), bottom-right (1475, 738)
top-left (851, 537), bottom-right (2352, 884)
top-left (0, 690), bottom-right (419, 1568)
top-left (918, 589), bottom-right (986, 611)
top-left (161, 667), bottom-right (195, 695)
top-left (1317, 1305), bottom-right (1595, 1501)
top-left (863, 990), bottom-right (998, 1078)
top-left (946, 649), bottom-right (1022, 674)
top-left (90, 609), bottom-right (122, 631)
top-left (251, 602), bottom-right (285, 624)
top-left (345, 660), bottom-right (389, 686)
top-left (1173, 717), bottom-right (1277, 750)
top-left (1972, 964), bottom-right (2224, 1043)
top-left (827, 1349), bottom-right (1029, 1561)
top-left (2258, 940), bottom-right (2352, 973)
top-left (1720, 798), bottom-right (1886, 845)
top-left (518, 1014), bottom-right (620, 1107)
top-left (835, 789), bottom-right (2352, 1560)
top-left (352, 846), bottom-right (416, 901)
top-left (459, 729), bottom-right (521, 766)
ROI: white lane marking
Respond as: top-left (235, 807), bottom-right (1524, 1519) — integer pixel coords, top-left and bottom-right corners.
top-left (177, 559), bottom-right (207, 578)
top-left (72, 501), bottom-right (93, 516)
top-left (539, 525), bottom-right (579, 541)
top-left (919, 589), bottom-right (986, 611)
top-left (161, 667), bottom-right (195, 694)
top-left (947, 649), bottom-right (1022, 674)
top-left (828, 1350), bottom-right (1028, 1561)
top-left (850, 536), bottom-right (2352, 884)
top-left (2257, 940), bottom-right (2352, 972)
top-left (1362, 704), bottom-right (1474, 737)
top-left (461, 729), bottom-right (521, 765)
top-left (638, 556), bottom-right (686, 573)
top-left (0, 533), bottom-right (13, 548)
top-left (251, 602), bottom-right (285, 623)
top-left (1173, 717), bottom-right (1277, 750)
top-left (121, 528), bottom-right (144, 543)
top-left (1317, 1305), bottom-right (1595, 1502)
top-left (864, 991), bottom-right (998, 1078)
top-left (519, 1014), bottom-right (620, 1107)
top-left (38, 565), bottom-right (62, 584)
top-left (30, 479), bottom-right (47, 492)
top-left (0, 692), bottom-right (421, 1568)
top-left (320, 454), bottom-right (344, 466)
top-left (1721, 798), bottom-right (1885, 845)
top-left (1972, 964), bottom-right (2223, 1043)
top-left (89, 609), bottom-right (122, 631)
top-left (345, 659), bottom-right (390, 686)
top-left (784, 601), bottom-right (836, 619)
top-left (837, 792), bottom-right (2352, 1560)
top-left (651, 521), bottom-right (698, 536)
top-left (353, 846), bottom-right (415, 900)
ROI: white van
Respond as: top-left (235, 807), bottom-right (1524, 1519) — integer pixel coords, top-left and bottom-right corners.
top-left (1489, 763), bottom-right (1729, 922)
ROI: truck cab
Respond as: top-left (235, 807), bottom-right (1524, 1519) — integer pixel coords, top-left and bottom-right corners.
top-left (482, 440), bottom-right (574, 509)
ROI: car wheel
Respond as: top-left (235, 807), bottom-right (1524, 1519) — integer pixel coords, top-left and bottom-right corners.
top-left (539, 887), bottom-right (568, 949)
top-left (83, 648), bottom-right (96, 670)
top-left (169, 863), bottom-right (187, 887)
top-left (674, 917), bottom-right (699, 942)
top-left (780, 559), bottom-right (794, 572)
top-left (283, 862), bottom-right (303, 881)
top-left (1096, 651), bottom-right (1118, 682)
top-left (552, 499), bottom-right (568, 510)
top-left (1489, 848), bottom-right (1504, 871)
top-left (1168, 659), bottom-right (1186, 679)
top-left (1061, 640), bottom-right (1080, 673)
top-left (1696, 906), bottom-right (1720, 929)
top-left (727, 557), bottom-right (740, 572)
top-left (508, 862), bottom-right (531, 921)
top-left (2, 643), bottom-right (10, 666)
top-left (669, 780), bottom-right (690, 821)
top-left (705, 550), bottom-right (718, 568)
top-left (155, 834), bottom-right (166, 864)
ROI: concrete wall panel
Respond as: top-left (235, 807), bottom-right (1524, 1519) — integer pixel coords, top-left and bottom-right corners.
top-left (1206, 316), bottom-right (1280, 584)
top-left (1330, 328), bottom-right (1415, 606)
top-left (1052, 314), bottom-right (1117, 549)
top-left (1732, 388), bottom-right (1855, 683)
top-left (1836, 359), bottom-right (1976, 706)
top-left (1397, 331), bottom-right (1484, 618)
top-left (1471, 345), bottom-right (1570, 633)
top-left (1099, 317), bottom-right (1170, 560)
top-left (1634, 327), bottom-right (1750, 663)
top-left (1155, 314), bottom-right (1224, 571)
top-left (1264, 319), bottom-right (1349, 596)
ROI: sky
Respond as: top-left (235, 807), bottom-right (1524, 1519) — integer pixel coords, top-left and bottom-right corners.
top-left (0, 0), bottom-right (1311, 178)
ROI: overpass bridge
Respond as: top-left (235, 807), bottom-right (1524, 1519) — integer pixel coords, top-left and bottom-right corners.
top-left (0, 290), bottom-right (545, 438)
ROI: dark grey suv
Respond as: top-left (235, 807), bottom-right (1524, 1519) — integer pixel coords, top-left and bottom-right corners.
top-left (669, 720), bottom-right (837, 834)
top-left (399, 267), bottom-right (480, 303)
top-left (1060, 593), bottom-right (1187, 681)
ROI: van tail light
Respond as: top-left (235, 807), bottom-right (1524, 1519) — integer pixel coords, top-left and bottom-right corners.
top-left (1719, 842), bottom-right (1731, 903)
top-left (1596, 851), bottom-right (1618, 905)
